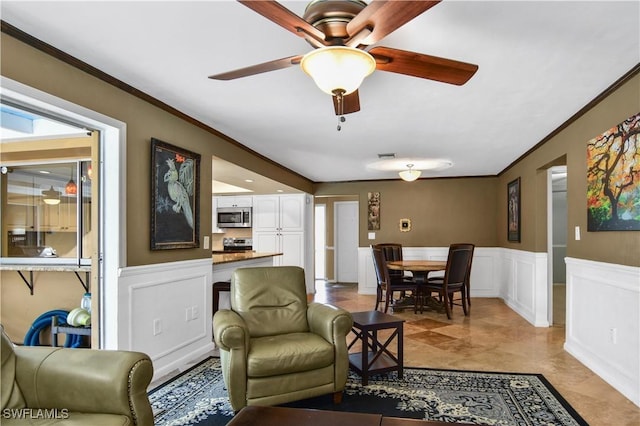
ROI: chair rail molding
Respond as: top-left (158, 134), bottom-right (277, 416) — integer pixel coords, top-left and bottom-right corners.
top-left (118, 258), bottom-right (213, 381)
top-left (564, 257), bottom-right (640, 407)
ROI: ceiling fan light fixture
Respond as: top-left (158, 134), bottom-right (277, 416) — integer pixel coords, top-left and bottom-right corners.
top-left (300, 46), bottom-right (376, 96)
top-left (42, 185), bottom-right (61, 205)
top-left (399, 164), bottom-right (422, 182)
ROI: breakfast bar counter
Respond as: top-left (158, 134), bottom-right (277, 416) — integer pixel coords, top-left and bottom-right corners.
top-left (212, 251), bottom-right (283, 265)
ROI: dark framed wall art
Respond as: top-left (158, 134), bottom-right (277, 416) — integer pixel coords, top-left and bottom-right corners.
top-left (507, 177), bottom-right (521, 242)
top-left (151, 138), bottom-right (201, 250)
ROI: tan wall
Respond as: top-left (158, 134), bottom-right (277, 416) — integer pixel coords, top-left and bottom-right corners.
top-left (498, 74), bottom-right (640, 267)
top-left (314, 177), bottom-right (498, 248)
top-left (1, 34), bottom-right (313, 267)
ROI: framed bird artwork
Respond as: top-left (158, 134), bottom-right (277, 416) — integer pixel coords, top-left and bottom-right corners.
top-left (151, 138), bottom-right (201, 250)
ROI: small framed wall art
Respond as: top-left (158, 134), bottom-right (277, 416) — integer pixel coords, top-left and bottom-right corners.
top-left (399, 218), bottom-right (411, 232)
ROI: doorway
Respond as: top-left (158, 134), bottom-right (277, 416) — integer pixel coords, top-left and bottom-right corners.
top-left (548, 166), bottom-right (567, 326)
top-left (334, 201), bottom-right (358, 283)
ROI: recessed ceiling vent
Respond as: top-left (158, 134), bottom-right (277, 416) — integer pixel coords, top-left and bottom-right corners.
top-left (377, 153), bottom-right (396, 159)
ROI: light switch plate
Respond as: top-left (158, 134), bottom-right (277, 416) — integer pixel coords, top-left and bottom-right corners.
top-left (203, 236), bottom-right (210, 249)
top-left (368, 232), bottom-right (375, 240)
top-left (574, 226), bottom-right (580, 240)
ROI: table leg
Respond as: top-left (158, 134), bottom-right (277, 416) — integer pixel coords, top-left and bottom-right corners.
top-left (362, 327), bottom-right (369, 386)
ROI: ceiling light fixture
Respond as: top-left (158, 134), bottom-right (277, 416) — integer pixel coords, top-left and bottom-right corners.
top-left (42, 186), bottom-right (61, 205)
top-left (301, 46), bottom-right (376, 130)
top-left (301, 46), bottom-right (376, 96)
top-left (399, 164), bottom-right (422, 182)
top-left (65, 169), bottom-right (77, 195)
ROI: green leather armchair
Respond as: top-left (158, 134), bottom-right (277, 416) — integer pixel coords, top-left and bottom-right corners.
top-left (1, 324), bottom-right (154, 425)
top-left (213, 266), bottom-right (353, 412)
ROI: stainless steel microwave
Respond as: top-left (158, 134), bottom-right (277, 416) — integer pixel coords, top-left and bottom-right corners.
top-left (217, 207), bottom-right (252, 228)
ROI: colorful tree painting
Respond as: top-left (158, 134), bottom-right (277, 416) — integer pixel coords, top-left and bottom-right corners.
top-left (587, 112), bottom-right (640, 231)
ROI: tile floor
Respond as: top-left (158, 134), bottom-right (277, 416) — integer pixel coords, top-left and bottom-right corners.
top-left (314, 281), bottom-right (639, 426)
top-left (152, 281), bottom-right (639, 425)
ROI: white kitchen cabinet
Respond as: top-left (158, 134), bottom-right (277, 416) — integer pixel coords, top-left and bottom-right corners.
top-left (252, 194), bottom-right (304, 232)
top-left (40, 203), bottom-right (61, 231)
top-left (252, 194), bottom-right (307, 268)
top-left (253, 231), bottom-right (305, 267)
top-left (216, 196), bottom-right (253, 208)
top-left (59, 200), bottom-right (78, 231)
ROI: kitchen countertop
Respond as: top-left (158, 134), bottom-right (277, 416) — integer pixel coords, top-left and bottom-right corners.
top-left (212, 251), bottom-right (283, 265)
top-left (0, 263), bottom-right (91, 272)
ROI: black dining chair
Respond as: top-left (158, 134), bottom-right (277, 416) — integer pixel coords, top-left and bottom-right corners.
top-left (373, 243), bottom-right (410, 282)
top-left (422, 243), bottom-right (475, 319)
top-left (371, 245), bottom-right (419, 313)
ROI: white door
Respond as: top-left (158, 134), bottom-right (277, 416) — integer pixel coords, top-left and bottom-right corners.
top-left (335, 201), bottom-right (358, 283)
top-left (315, 204), bottom-right (326, 279)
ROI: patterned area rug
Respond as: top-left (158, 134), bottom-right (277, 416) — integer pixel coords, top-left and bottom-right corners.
top-left (148, 357), bottom-right (588, 426)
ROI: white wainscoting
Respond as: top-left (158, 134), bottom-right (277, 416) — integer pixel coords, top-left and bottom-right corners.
top-left (117, 258), bottom-right (213, 381)
top-left (564, 257), bottom-right (640, 407)
top-left (500, 249), bottom-right (549, 327)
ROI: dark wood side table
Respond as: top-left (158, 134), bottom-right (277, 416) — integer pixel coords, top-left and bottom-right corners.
top-left (348, 311), bottom-right (404, 386)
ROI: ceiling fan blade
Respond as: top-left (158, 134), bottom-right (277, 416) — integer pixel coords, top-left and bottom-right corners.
top-left (346, 0), bottom-right (440, 45)
top-left (370, 46), bottom-right (478, 86)
top-left (238, 0), bottom-right (327, 46)
top-left (208, 55), bottom-right (302, 80)
top-left (333, 90), bottom-right (361, 115)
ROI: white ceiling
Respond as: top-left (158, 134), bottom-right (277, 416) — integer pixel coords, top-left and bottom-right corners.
top-left (2, 1), bottom-right (638, 185)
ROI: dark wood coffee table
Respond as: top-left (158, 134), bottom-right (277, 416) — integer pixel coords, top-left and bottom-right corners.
top-left (348, 310), bottom-right (404, 385)
top-left (227, 405), bottom-right (381, 426)
top-left (227, 406), bottom-right (469, 425)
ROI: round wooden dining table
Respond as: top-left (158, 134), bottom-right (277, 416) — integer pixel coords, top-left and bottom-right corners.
top-left (386, 260), bottom-right (447, 313)
top-left (386, 260), bottom-right (446, 280)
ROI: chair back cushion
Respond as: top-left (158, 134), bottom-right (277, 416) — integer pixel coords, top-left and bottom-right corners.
top-left (1, 325), bottom-right (26, 410)
top-left (373, 243), bottom-right (404, 280)
top-left (371, 246), bottom-right (390, 287)
top-left (444, 244), bottom-right (475, 288)
top-left (231, 266), bottom-right (309, 338)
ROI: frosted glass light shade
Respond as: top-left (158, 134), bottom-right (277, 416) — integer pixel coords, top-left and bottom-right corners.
top-left (399, 169), bottom-right (422, 181)
top-left (42, 186), bottom-right (61, 205)
top-left (301, 46), bottom-right (376, 95)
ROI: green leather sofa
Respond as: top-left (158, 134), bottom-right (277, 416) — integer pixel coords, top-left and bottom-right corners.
top-left (213, 266), bottom-right (353, 412)
top-left (1, 324), bottom-right (154, 425)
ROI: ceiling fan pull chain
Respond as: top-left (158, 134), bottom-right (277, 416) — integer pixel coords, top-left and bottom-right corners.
top-left (333, 89), bottom-right (347, 131)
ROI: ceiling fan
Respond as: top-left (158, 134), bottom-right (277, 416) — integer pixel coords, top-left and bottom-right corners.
top-left (209, 0), bottom-right (478, 119)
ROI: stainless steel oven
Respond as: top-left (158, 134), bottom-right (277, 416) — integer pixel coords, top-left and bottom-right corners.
top-left (217, 207), bottom-right (252, 228)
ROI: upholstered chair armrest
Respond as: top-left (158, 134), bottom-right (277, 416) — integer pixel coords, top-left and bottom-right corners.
top-left (307, 303), bottom-right (353, 343)
top-left (213, 309), bottom-right (249, 351)
top-left (307, 303), bottom-right (353, 391)
top-left (14, 346), bottom-right (153, 425)
top-left (213, 310), bottom-right (250, 412)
